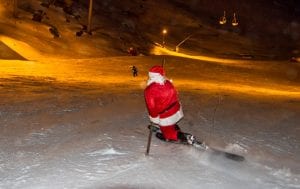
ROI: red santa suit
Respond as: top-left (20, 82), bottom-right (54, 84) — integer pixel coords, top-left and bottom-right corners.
top-left (144, 66), bottom-right (184, 140)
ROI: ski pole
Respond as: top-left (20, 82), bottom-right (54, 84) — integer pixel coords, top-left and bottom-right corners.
top-left (211, 95), bottom-right (222, 139)
top-left (145, 123), bottom-right (153, 155)
top-left (161, 56), bottom-right (166, 67)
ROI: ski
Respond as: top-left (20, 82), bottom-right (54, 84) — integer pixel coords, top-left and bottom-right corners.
top-left (148, 125), bottom-right (245, 162)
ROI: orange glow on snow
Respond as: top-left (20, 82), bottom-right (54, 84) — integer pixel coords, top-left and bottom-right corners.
top-left (176, 80), bottom-right (300, 99)
top-left (0, 58), bottom-right (299, 99)
top-left (0, 36), bottom-right (44, 60)
top-left (151, 46), bottom-right (244, 64)
top-left (150, 46), bottom-right (300, 98)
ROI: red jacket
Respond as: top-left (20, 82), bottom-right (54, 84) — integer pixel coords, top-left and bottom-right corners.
top-left (144, 80), bottom-right (183, 126)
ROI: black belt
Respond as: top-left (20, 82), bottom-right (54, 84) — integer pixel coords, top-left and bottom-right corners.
top-left (159, 101), bottom-right (178, 115)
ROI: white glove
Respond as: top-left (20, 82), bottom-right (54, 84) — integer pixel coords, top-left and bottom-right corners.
top-left (149, 115), bottom-right (159, 124)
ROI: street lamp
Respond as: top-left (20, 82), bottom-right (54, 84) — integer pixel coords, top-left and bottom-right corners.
top-left (162, 29), bottom-right (167, 47)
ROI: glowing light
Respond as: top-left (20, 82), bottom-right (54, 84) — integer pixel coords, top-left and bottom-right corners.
top-left (232, 13), bottom-right (238, 26)
top-left (162, 29), bottom-right (168, 47)
top-left (162, 29), bottom-right (167, 35)
top-left (219, 11), bottom-right (226, 25)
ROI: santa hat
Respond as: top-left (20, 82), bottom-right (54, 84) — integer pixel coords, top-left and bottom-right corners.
top-left (147, 65), bottom-right (166, 85)
top-left (149, 65), bottom-right (165, 76)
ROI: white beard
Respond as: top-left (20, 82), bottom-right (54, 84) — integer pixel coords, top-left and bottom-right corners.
top-left (147, 72), bottom-right (166, 86)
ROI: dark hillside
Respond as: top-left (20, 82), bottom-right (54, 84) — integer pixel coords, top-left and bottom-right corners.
top-left (82, 0), bottom-right (300, 59)
top-left (1, 0), bottom-right (299, 59)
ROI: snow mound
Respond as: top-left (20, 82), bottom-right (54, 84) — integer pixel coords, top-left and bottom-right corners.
top-left (225, 142), bottom-right (248, 154)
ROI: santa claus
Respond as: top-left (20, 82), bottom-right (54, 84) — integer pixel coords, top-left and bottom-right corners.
top-left (144, 65), bottom-right (194, 144)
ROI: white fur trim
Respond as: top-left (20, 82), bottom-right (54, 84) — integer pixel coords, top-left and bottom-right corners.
top-left (159, 107), bottom-right (184, 126)
top-left (149, 116), bottom-right (160, 124)
top-left (147, 72), bottom-right (165, 86)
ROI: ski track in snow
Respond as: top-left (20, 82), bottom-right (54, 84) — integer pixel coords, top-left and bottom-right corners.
top-left (1, 121), bottom-right (300, 188)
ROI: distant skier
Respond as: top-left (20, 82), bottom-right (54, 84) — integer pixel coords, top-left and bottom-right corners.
top-left (131, 66), bottom-right (138, 77)
top-left (144, 65), bottom-right (195, 144)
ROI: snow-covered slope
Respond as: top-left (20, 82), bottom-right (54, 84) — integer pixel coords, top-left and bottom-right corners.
top-left (0, 56), bottom-right (300, 188)
top-left (0, 1), bottom-right (300, 188)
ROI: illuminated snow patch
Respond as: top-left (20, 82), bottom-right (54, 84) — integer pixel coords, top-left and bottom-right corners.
top-left (139, 81), bottom-right (147, 89)
top-left (87, 148), bottom-right (126, 156)
top-left (225, 142), bottom-right (248, 154)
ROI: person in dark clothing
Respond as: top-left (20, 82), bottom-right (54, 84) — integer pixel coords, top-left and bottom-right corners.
top-left (132, 66), bottom-right (138, 77)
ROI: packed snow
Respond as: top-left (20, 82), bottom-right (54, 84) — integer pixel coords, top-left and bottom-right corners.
top-left (0, 0), bottom-right (300, 188)
top-left (0, 56), bottom-right (299, 189)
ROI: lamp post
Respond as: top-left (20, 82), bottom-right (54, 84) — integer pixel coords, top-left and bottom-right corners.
top-left (13, 0), bottom-right (18, 17)
top-left (87, 0), bottom-right (93, 34)
top-left (162, 29), bottom-right (167, 47)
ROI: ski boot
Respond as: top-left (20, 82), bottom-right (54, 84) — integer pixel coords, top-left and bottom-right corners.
top-left (177, 132), bottom-right (196, 145)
